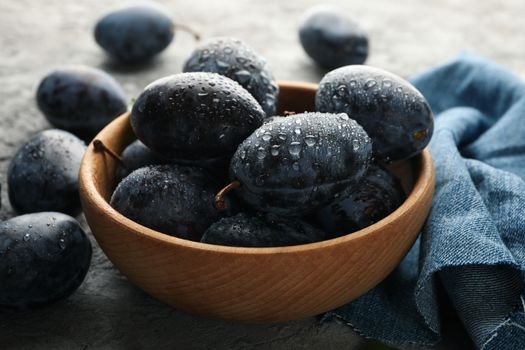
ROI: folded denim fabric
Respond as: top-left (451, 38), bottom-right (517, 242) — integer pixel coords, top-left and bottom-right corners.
top-left (324, 54), bottom-right (525, 349)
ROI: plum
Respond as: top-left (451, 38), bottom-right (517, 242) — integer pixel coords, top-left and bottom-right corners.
top-left (36, 65), bottom-right (127, 139)
top-left (183, 37), bottom-right (279, 116)
top-left (316, 65), bottom-right (433, 160)
top-left (201, 212), bottom-right (325, 247)
top-left (131, 72), bottom-right (265, 162)
top-left (226, 112), bottom-right (372, 216)
top-left (316, 164), bottom-right (406, 237)
top-left (8, 129), bottom-right (86, 216)
top-left (299, 5), bottom-right (368, 69)
top-left (0, 212), bottom-right (92, 311)
top-left (95, 4), bottom-right (176, 64)
top-left (110, 164), bottom-right (227, 240)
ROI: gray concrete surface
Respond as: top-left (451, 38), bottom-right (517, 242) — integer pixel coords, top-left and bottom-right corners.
top-left (1, 0), bottom-right (524, 349)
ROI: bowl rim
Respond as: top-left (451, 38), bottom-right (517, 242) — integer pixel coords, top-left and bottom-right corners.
top-left (80, 80), bottom-right (434, 256)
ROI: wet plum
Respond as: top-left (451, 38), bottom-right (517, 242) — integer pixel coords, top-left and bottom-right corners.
top-left (183, 37), bottom-right (279, 116)
top-left (116, 140), bottom-right (231, 184)
top-left (316, 164), bottom-right (406, 237)
top-left (110, 164), bottom-right (225, 241)
top-left (116, 140), bottom-right (171, 181)
top-left (316, 65), bottom-right (433, 161)
top-left (131, 72), bottom-right (265, 161)
top-left (201, 212), bottom-right (325, 247)
top-left (94, 4), bottom-right (175, 64)
top-left (0, 212), bottom-right (92, 311)
top-left (299, 5), bottom-right (368, 69)
top-left (228, 112), bottom-right (373, 216)
top-left (36, 65), bottom-right (127, 139)
top-left (8, 129), bottom-right (86, 216)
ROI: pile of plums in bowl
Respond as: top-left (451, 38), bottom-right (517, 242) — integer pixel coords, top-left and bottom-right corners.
top-left (78, 37), bottom-right (435, 322)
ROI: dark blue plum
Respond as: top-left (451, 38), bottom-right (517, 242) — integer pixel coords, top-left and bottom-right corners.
top-left (229, 112), bottom-right (373, 216)
top-left (316, 65), bottom-right (434, 161)
top-left (116, 140), bottom-right (170, 181)
top-left (299, 5), bottom-right (368, 69)
top-left (116, 140), bottom-right (232, 184)
top-left (172, 155), bottom-right (232, 185)
top-left (110, 164), bottom-right (227, 241)
top-left (8, 129), bottom-right (86, 216)
top-left (36, 66), bottom-right (127, 139)
top-left (131, 72), bottom-right (265, 161)
top-left (183, 37), bottom-right (279, 116)
top-left (94, 4), bottom-right (174, 64)
top-left (201, 212), bottom-right (325, 247)
top-left (316, 164), bottom-right (406, 237)
top-left (0, 212), bottom-right (92, 311)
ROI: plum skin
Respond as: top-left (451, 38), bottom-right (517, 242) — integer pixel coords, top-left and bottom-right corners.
top-left (110, 164), bottom-right (226, 241)
top-left (201, 212), bottom-right (325, 247)
top-left (131, 72), bottom-right (265, 161)
top-left (316, 65), bottom-right (434, 161)
top-left (0, 212), bottom-right (92, 311)
top-left (8, 129), bottom-right (86, 216)
top-left (299, 5), bottom-right (369, 69)
top-left (230, 112), bottom-right (373, 216)
top-left (315, 164), bottom-right (406, 237)
top-left (116, 140), bottom-right (232, 184)
top-left (36, 65), bottom-right (127, 139)
top-left (183, 37), bottom-right (279, 116)
top-left (94, 4), bottom-right (174, 64)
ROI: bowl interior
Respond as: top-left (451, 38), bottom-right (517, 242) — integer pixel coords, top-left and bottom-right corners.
top-left (91, 81), bottom-right (416, 242)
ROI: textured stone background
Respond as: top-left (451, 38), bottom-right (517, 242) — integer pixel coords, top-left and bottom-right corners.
top-left (1, 0), bottom-right (525, 349)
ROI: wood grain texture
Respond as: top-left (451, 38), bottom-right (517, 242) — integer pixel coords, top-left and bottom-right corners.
top-left (78, 81), bottom-right (435, 323)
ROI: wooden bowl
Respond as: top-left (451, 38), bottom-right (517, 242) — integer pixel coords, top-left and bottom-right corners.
top-left (79, 81), bottom-right (435, 323)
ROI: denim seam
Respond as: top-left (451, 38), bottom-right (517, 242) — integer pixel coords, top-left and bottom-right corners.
top-left (480, 295), bottom-right (525, 350)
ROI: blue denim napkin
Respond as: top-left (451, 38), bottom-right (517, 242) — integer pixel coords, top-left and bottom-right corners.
top-left (324, 54), bottom-right (525, 349)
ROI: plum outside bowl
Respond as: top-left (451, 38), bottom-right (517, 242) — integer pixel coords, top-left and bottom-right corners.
top-left (78, 81), bottom-right (435, 323)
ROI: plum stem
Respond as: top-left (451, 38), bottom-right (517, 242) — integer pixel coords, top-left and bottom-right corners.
top-left (215, 181), bottom-right (241, 211)
top-left (283, 111), bottom-right (296, 116)
top-left (173, 22), bottom-right (201, 41)
top-left (93, 139), bottom-right (124, 164)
